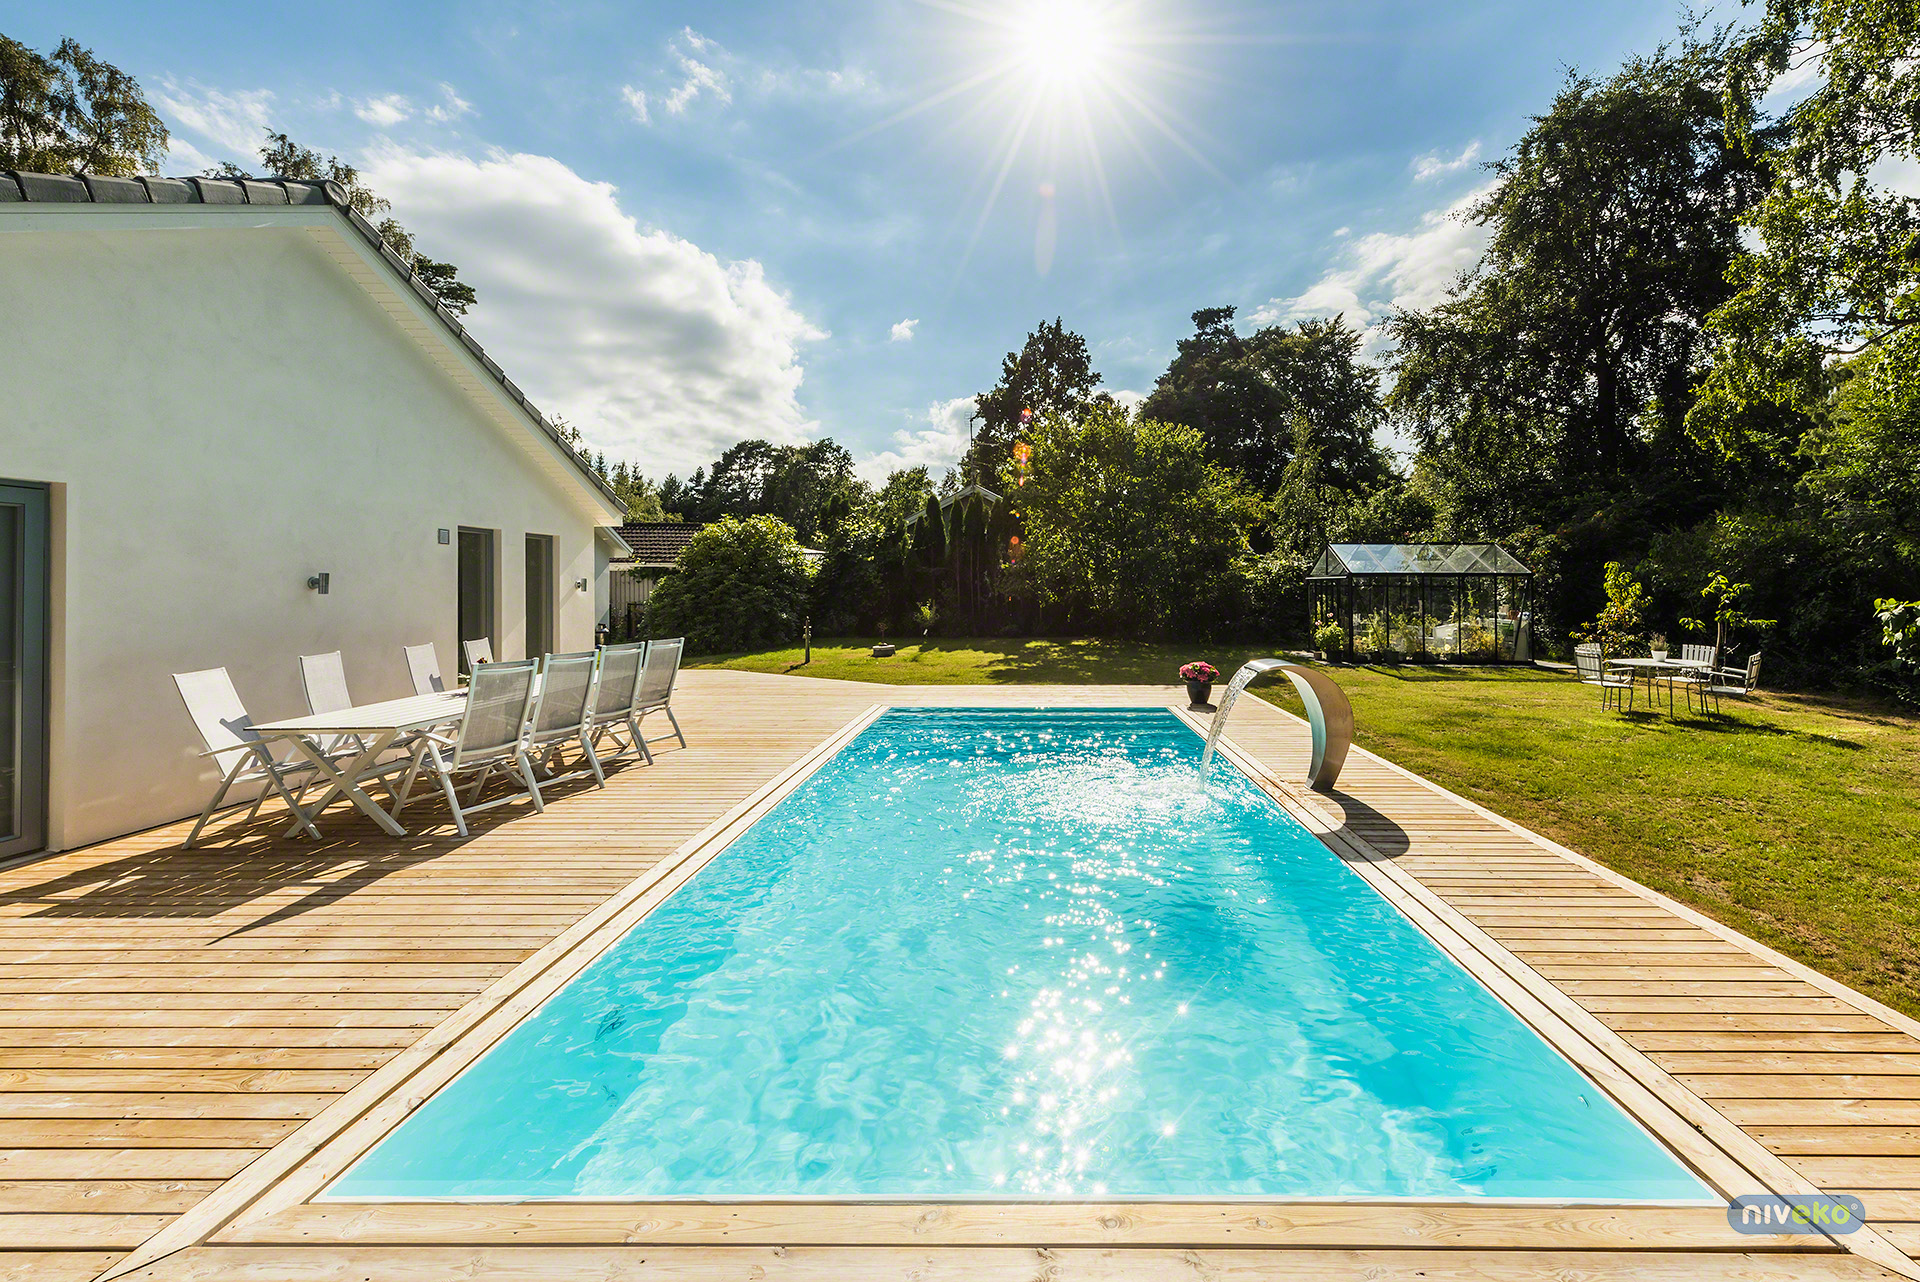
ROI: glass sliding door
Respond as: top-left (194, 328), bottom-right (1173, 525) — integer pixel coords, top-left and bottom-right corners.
top-left (524, 534), bottom-right (554, 659)
top-left (0, 484), bottom-right (48, 859)
top-left (457, 528), bottom-right (496, 673)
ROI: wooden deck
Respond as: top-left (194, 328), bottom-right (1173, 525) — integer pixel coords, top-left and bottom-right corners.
top-left (0, 670), bottom-right (1913, 1281)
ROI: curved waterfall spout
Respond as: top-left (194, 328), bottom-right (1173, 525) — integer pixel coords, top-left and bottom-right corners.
top-left (1199, 659), bottom-right (1354, 792)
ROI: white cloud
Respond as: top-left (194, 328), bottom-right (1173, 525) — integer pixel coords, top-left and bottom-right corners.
top-left (855, 396), bottom-right (977, 484)
top-left (889, 318), bottom-right (918, 343)
top-left (1412, 141), bottom-right (1481, 182)
top-left (1106, 388), bottom-right (1147, 412)
top-left (623, 27), bottom-right (731, 125)
top-left (150, 79), bottom-right (275, 160)
top-left (355, 94), bottom-right (413, 128)
top-left (1254, 183), bottom-right (1494, 334)
top-left (362, 147), bottom-right (827, 477)
top-left (425, 84), bottom-right (474, 124)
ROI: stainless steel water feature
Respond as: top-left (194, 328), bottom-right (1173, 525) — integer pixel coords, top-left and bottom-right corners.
top-left (1199, 659), bottom-right (1354, 792)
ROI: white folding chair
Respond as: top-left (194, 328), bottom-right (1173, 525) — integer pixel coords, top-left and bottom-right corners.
top-left (173, 667), bottom-right (322, 846)
top-left (528, 651), bottom-right (606, 788)
top-left (1680, 643), bottom-right (1715, 667)
top-left (1696, 652), bottom-right (1762, 715)
top-left (404, 643), bottom-right (447, 695)
top-left (632, 636), bottom-right (688, 763)
top-left (585, 642), bottom-right (646, 765)
top-left (298, 651), bottom-right (370, 758)
top-left (462, 637), bottom-right (495, 669)
top-left (391, 659), bottom-right (542, 837)
top-left (1573, 643), bottom-right (1634, 712)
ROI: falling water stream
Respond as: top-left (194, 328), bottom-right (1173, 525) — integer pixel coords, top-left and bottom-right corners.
top-left (1199, 658), bottom-right (1290, 780)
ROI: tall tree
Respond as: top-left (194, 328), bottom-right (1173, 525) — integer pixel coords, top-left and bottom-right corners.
top-left (962, 318), bottom-right (1102, 484)
top-left (1142, 307), bottom-right (1391, 493)
top-left (1012, 404), bottom-right (1262, 634)
top-left (0, 34), bottom-right (167, 175)
top-left (1387, 34), bottom-right (1770, 519)
top-left (1693, 1), bottom-right (1920, 454)
top-left (214, 131), bottom-right (476, 315)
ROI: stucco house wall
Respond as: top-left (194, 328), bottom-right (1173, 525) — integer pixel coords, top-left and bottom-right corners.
top-left (0, 214), bottom-right (624, 851)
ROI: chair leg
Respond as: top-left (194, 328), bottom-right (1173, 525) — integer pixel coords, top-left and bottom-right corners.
top-left (391, 741), bottom-right (429, 819)
top-left (185, 758), bottom-right (250, 848)
top-left (665, 707), bottom-right (687, 748)
top-left (633, 713), bottom-right (654, 765)
top-left (429, 750), bottom-right (469, 838)
top-left (517, 751), bottom-right (545, 812)
top-left (579, 729), bottom-right (606, 787)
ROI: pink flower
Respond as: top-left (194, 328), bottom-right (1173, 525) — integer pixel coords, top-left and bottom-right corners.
top-left (1179, 661), bottom-right (1218, 682)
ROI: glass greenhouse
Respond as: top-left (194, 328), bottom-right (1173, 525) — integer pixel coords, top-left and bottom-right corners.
top-left (1308, 544), bottom-right (1534, 662)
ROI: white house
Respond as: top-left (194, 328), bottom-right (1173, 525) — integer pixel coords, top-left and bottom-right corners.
top-left (0, 170), bottom-right (629, 857)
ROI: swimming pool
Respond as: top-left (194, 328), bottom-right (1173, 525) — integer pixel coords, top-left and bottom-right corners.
top-left (331, 708), bottom-right (1711, 1202)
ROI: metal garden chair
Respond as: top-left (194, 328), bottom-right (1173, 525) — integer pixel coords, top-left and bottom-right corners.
top-left (1574, 643), bottom-right (1635, 712)
top-left (173, 667), bottom-right (324, 846)
top-left (585, 641), bottom-right (646, 765)
top-left (391, 659), bottom-right (543, 837)
top-left (527, 650), bottom-right (606, 788)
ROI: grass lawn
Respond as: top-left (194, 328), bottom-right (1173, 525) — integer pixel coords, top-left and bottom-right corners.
top-left (694, 637), bottom-right (1920, 1017)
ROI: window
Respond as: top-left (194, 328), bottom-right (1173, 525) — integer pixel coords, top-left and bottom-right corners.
top-left (0, 483), bottom-right (48, 858)
top-left (525, 534), bottom-right (554, 658)
top-left (457, 527), bottom-right (496, 672)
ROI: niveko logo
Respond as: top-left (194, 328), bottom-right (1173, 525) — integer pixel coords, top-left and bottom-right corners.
top-left (1728, 1193), bottom-right (1866, 1234)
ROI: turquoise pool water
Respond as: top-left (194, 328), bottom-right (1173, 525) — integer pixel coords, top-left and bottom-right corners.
top-left (331, 708), bottom-right (1710, 1201)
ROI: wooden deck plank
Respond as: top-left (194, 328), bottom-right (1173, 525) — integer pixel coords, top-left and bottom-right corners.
top-left (0, 672), bottom-right (1910, 1282)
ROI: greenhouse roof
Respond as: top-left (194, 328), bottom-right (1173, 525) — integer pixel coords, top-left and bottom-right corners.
top-left (1309, 543), bottom-right (1532, 577)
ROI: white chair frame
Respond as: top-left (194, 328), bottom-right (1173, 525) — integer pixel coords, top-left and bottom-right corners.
top-left (462, 637), bottom-right (495, 670)
top-left (630, 636), bottom-right (688, 763)
top-left (174, 667), bottom-right (323, 847)
top-left (585, 641), bottom-right (648, 766)
top-left (1695, 652), bottom-right (1762, 715)
top-left (1574, 643), bottom-right (1635, 712)
top-left (528, 650), bottom-right (606, 788)
top-left (392, 659), bottom-right (544, 837)
top-left (404, 643), bottom-right (448, 696)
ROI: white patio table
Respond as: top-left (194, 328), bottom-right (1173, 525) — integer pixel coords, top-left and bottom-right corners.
top-left (1605, 657), bottom-right (1711, 716)
top-left (250, 690), bottom-right (467, 837)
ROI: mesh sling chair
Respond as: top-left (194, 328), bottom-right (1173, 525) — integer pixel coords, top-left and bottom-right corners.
top-left (298, 650), bottom-right (422, 800)
top-left (174, 667), bottom-right (325, 846)
top-left (391, 659), bottom-right (543, 837)
top-left (1573, 643), bottom-right (1635, 712)
top-left (462, 637), bottom-right (495, 670)
top-left (584, 641), bottom-right (646, 766)
top-left (631, 636), bottom-right (688, 763)
top-left (404, 643), bottom-right (447, 695)
top-left (527, 650), bottom-right (606, 788)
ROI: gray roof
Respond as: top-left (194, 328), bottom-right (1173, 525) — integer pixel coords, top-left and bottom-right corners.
top-left (612, 522), bottom-right (704, 566)
top-left (1310, 543), bottom-right (1532, 577)
top-left (0, 170), bottom-right (621, 510)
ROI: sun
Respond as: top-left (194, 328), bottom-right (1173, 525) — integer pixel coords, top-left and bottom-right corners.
top-left (1011, 1), bottom-right (1117, 94)
top-left (844, 0), bottom-right (1218, 265)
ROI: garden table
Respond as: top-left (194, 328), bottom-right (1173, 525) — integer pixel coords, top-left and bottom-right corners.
top-left (1605, 657), bottom-right (1711, 716)
top-left (250, 691), bottom-right (468, 837)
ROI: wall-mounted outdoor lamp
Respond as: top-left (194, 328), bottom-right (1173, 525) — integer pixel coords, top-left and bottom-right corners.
top-left (307, 572), bottom-right (331, 594)
top-left (575, 578), bottom-right (589, 592)
top-left (437, 528), bottom-right (451, 545)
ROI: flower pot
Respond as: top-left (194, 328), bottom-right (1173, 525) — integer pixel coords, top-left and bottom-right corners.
top-left (1185, 679), bottom-right (1214, 708)
top-left (1651, 650), bottom-right (1668, 663)
top-left (871, 643), bottom-right (896, 657)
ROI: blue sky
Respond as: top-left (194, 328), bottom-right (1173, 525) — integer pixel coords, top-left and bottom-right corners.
top-left (10, 0), bottom-right (1701, 480)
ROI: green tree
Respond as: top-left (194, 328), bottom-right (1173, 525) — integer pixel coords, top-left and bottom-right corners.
top-left (1696, 0), bottom-right (1920, 448)
top-left (214, 131), bottom-right (476, 315)
top-left (0, 34), bottom-right (168, 175)
top-left (962, 319), bottom-right (1102, 484)
top-left (644, 515), bottom-right (810, 654)
top-left (1388, 35), bottom-right (1769, 518)
top-left (1011, 405), bottom-right (1262, 634)
top-left (1142, 308), bottom-right (1391, 493)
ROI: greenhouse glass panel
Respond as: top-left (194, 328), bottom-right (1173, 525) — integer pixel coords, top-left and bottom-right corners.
top-left (1306, 544), bottom-right (1533, 663)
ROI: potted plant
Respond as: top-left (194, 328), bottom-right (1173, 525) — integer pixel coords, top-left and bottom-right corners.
top-left (872, 620), bottom-right (895, 658)
top-left (1314, 622), bottom-right (1346, 660)
top-left (1649, 633), bottom-right (1669, 663)
top-left (1179, 660), bottom-right (1219, 708)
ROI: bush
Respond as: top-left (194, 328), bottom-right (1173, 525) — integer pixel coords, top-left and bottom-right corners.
top-left (645, 515), bottom-right (810, 655)
top-left (1314, 622), bottom-right (1348, 653)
